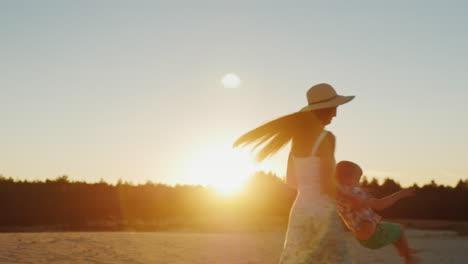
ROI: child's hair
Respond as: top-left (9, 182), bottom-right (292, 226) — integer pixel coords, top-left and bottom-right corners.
top-left (336, 161), bottom-right (363, 185)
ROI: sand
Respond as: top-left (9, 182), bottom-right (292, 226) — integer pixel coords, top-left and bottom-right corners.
top-left (0, 229), bottom-right (466, 263)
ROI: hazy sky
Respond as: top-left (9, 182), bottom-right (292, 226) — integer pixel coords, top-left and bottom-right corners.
top-left (1, 1), bottom-right (467, 187)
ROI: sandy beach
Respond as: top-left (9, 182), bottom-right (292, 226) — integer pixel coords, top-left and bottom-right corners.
top-left (0, 229), bottom-right (466, 264)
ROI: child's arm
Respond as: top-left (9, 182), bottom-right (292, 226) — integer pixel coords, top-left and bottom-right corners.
top-left (366, 187), bottom-right (416, 211)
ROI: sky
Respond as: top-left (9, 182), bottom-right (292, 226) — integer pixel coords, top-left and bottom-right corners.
top-left (1, 1), bottom-right (467, 187)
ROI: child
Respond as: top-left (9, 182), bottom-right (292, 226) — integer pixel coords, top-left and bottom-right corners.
top-left (336, 161), bottom-right (421, 264)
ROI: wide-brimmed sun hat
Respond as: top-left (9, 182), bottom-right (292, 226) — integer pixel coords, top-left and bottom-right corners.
top-left (299, 83), bottom-right (355, 112)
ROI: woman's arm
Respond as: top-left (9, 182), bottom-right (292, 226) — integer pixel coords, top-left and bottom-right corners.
top-left (318, 133), bottom-right (366, 208)
top-left (319, 132), bottom-right (337, 197)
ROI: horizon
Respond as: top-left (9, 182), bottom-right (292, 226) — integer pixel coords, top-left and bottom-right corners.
top-left (1, 169), bottom-right (464, 190)
top-left (1, 1), bottom-right (467, 189)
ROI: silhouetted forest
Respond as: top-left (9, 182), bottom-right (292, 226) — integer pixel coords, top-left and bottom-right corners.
top-left (0, 172), bottom-right (467, 231)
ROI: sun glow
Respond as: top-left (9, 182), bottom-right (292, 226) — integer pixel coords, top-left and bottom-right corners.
top-left (221, 73), bottom-right (241, 88)
top-left (183, 143), bottom-right (256, 195)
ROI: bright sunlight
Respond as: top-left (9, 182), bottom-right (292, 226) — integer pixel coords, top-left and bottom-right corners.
top-left (183, 142), bottom-right (255, 195)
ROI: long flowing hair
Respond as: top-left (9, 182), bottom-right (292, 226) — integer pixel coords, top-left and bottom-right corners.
top-left (233, 111), bottom-right (323, 162)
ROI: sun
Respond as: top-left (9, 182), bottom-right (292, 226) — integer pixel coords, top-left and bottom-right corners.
top-left (183, 142), bottom-right (255, 195)
top-left (221, 73), bottom-right (241, 88)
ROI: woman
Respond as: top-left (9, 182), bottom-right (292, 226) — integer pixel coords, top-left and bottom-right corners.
top-left (233, 83), bottom-right (355, 263)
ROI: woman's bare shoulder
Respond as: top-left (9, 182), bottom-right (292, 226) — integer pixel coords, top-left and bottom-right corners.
top-left (317, 131), bottom-right (335, 156)
top-left (326, 131), bottom-right (335, 145)
top-left (325, 130), bottom-right (335, 139)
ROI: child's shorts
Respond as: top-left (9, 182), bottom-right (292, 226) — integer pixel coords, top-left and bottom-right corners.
top-left (358, 222), bottom-right (403, 249)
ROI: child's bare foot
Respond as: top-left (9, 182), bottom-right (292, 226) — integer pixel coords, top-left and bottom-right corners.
top-left (404, 256), bottom-right (421, 264)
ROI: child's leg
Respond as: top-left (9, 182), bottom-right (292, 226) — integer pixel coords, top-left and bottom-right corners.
top-left (393, 225), bottom-right (409, 257)
top-left (392, 225), bottom-right (421, 263)
top-left (393, 235), bottom-right (409, 257)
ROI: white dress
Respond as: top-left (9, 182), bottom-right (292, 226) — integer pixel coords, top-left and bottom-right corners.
top-left (279, 131), bottom-right (351, 264)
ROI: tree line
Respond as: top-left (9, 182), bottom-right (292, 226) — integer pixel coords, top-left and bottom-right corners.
top-left (0, 173), bottom-right (467, 230)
